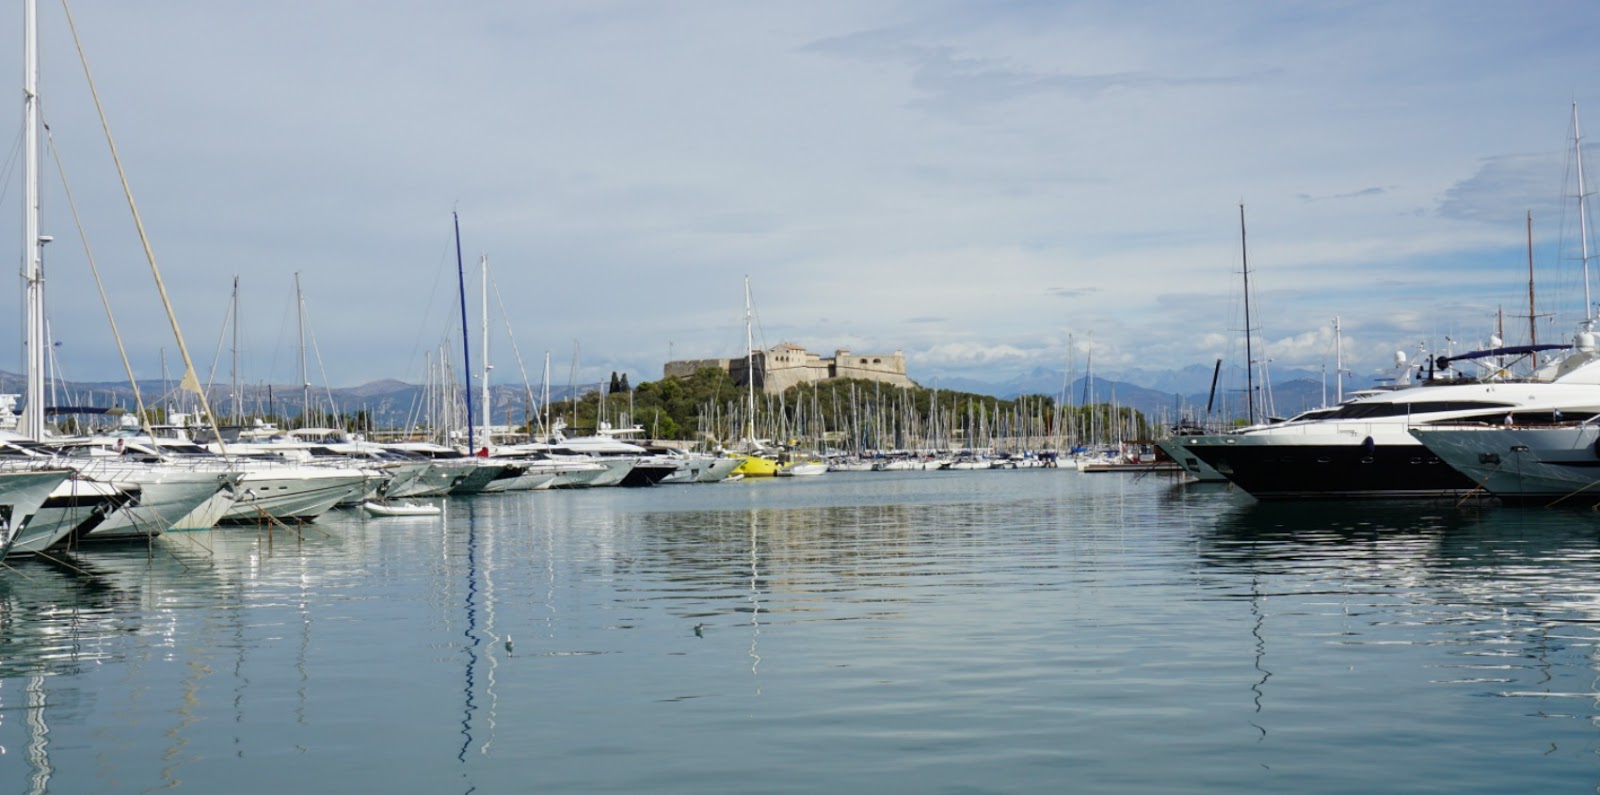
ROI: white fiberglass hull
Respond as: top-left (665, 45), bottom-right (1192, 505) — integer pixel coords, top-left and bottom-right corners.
top-left (389, 463), bottom-right (471, 498)
top-left (1410, 424), bottom-right (1600, 503)
top-left (0, 469), bottom-right (73, 557)
top-left (221, 468), bottom-right (368, 523)
top-left (66, 462), bottom-right (244, 537)
top-left (10, 479), bottom-right (134, 554)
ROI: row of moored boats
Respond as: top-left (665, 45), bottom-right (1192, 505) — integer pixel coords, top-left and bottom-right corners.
top-left (0, 418), bottom-right (794, 560)
top-left (1159, 324), bottom-right (1600, 505)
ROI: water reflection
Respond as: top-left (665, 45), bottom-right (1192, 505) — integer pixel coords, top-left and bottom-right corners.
top-left (1248, 574), bottom-right (1269, 743)
top-left (5, 473), bottom-right (1600, 793)
top-left (748, 510), bottom-right (762, 691)
top-left (1196, 498), bottom-right (1600, 729)
top-left (458, 501), bottom-right (481, 765)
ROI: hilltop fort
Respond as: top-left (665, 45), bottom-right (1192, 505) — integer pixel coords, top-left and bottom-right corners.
top-left (664, 344), bottom-right (915, 394)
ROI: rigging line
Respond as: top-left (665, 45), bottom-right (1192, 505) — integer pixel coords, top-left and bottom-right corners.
top-left (42, 119), bottom-right (155, 436)
top-left (202, 289), bottom-right (237, 401)
top-left (747, 281), bottom-right (771, 355)
top-left (488, 269), bottom-right (540, 423)
top-left (401, 225), bottom-right (459, 391)
top-left (297, 288), bottom-right (343, 427)
top-left (268, 279), bottom-right (296, 393)
top-left (61, 0), bottom-right (226, 452)
top-left (0, 120), bottom-right (24, 210)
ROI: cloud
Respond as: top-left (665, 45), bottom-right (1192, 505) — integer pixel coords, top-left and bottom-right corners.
top-left (6, 1), bottom-right (1600, 400)
top-left (1297, 187), bottom-right (1392, 202)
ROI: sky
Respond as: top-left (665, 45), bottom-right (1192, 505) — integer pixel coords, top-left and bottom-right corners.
top-left (5, 0), bottom-right (1600, 397)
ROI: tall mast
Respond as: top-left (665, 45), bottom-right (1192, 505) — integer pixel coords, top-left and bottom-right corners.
top-left (480, 254), bottom-right (491, 450)
top-left (296, 272), bottom-right (309, 426)
top-left (1576, 102), bottom-right (1594, 330)
top-left (744, 275), bottom-right (756, 442)
top-left (1333, 315), bottom-right (1343, 404)
top-left (453, 212), bottom-right (475, 453)
top-left (1528, 211), bottom-right (1538, 349)
top-left (230, 275), bottom-right (241, 419)
top-left (541, 350), bottom-right (551, 441)
top-left (20, 0), bottom-right (45, 439)
top-left (1240, 204), bottom-right (1256, 425)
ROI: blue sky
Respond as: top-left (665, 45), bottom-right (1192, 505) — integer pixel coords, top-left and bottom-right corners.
top-left (5, 1), bottom-right (1600, 394)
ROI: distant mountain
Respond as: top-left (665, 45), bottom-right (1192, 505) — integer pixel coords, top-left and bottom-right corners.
top-left (0, 363), bottom-right (1385, 432)
top-left (0, 371), bottom-right (595, 429)
top-left (912, 364), bottom-right (1381, 429)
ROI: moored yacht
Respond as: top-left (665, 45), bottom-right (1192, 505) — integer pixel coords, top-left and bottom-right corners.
top-left (93, 436), bottom-right (369, 524)
top-left (1176, 347), bottom-right (1600, 499)
top-left (1409, 420), bottom-right (1600, 505)
top-left (0, 467), bottom-right (73, 557)
top-left (9, 476), bottom-right (136, 554)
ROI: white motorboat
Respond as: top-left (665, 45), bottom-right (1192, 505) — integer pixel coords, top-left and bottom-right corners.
top-left (778, 461), bottom-right (828, 477)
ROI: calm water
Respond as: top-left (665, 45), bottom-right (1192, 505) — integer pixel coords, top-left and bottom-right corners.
top-left (4, 471), bottom-right (1600, 793)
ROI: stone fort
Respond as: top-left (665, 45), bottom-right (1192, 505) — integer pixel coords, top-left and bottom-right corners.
top-left (664, 344), bottom-right (915, 393)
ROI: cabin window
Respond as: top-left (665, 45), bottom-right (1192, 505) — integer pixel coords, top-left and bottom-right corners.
top-left (1328, 399), bottom-right (1516, 420)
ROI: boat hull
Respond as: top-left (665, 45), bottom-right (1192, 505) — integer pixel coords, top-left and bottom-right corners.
top-left (1411, 425), bottom-right (1600, 504)
top-left (1177, 432), bottom-right (1474, 499)
top-left (733, 455), bottom-right (780, 477)
top-left (221, 470), bottom-right (369, 523)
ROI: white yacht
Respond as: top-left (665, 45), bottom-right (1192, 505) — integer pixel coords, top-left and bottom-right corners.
top-left (1175, 341), bottom-right (1600, 499)
top-left (0, 468), bottom-right (73, 558)
top-left (105, 437), bottom-right (369, 524)
top-left (1409, 419), bottom-right (1600, 504)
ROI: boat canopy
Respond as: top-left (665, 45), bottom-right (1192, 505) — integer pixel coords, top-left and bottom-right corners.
top-left (1438, 344), bottom-right (1570, 366)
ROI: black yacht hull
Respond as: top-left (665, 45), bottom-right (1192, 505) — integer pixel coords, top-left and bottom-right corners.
top-left (1180, 438), bottom-right (1476, 500)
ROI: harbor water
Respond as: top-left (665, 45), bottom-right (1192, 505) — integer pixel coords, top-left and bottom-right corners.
top-left (4, 470), bottom-right (1600, 793)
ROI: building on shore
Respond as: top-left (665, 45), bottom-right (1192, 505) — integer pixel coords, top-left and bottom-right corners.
top-left (664, 343), bottom-right (915, 394)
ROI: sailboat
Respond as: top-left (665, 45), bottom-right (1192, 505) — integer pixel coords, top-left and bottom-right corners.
top-left (0, 0), bottom-right (159, 554)
top-left (729, 276), bottom-right (780, 477)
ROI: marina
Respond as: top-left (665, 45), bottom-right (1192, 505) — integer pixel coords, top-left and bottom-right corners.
top-left (5, 471), bottom-right (1600, 793)
top-left (6, 4), bottom-right (1600, 792)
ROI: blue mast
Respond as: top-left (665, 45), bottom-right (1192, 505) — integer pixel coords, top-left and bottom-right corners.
top-left (454, 211), bottom-right (476, 453)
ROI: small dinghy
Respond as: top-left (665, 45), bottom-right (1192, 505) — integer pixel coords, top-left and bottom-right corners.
top-left (362, 501), bottom-right (443, 517)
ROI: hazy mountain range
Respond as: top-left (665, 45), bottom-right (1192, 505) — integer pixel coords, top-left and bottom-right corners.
top-left (1, 361), bottom-right (1385, 431)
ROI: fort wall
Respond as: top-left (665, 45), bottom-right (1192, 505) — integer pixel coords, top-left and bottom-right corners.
top-left (664, 344), bottom-right (914, 393)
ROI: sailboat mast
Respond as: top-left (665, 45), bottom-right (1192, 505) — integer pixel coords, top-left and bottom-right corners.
top-left (1240, 204), bottom-right (1256, 425)
top-left (1333, 315), bottom-right (1343, 404)
top-left (230, 275), bottom-right (242, 419)
top-left (21, 0), bottom-right (45, 440)
top-left (745, 275), bottom-right (756, 442)
top-left (1576, 102), bottom-right (1594, 329)
top-left (453, 212), bottom-right (475, 453)
top-left (296, 272), bottom-right (309, 426)
top-left (1528, 211), bottom-right (1538, 350)
top-left (480, 254), bottom-right (491, 450)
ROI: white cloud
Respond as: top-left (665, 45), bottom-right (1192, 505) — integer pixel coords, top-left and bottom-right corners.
top-left (4, 0), bottom-right (1598, 396)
